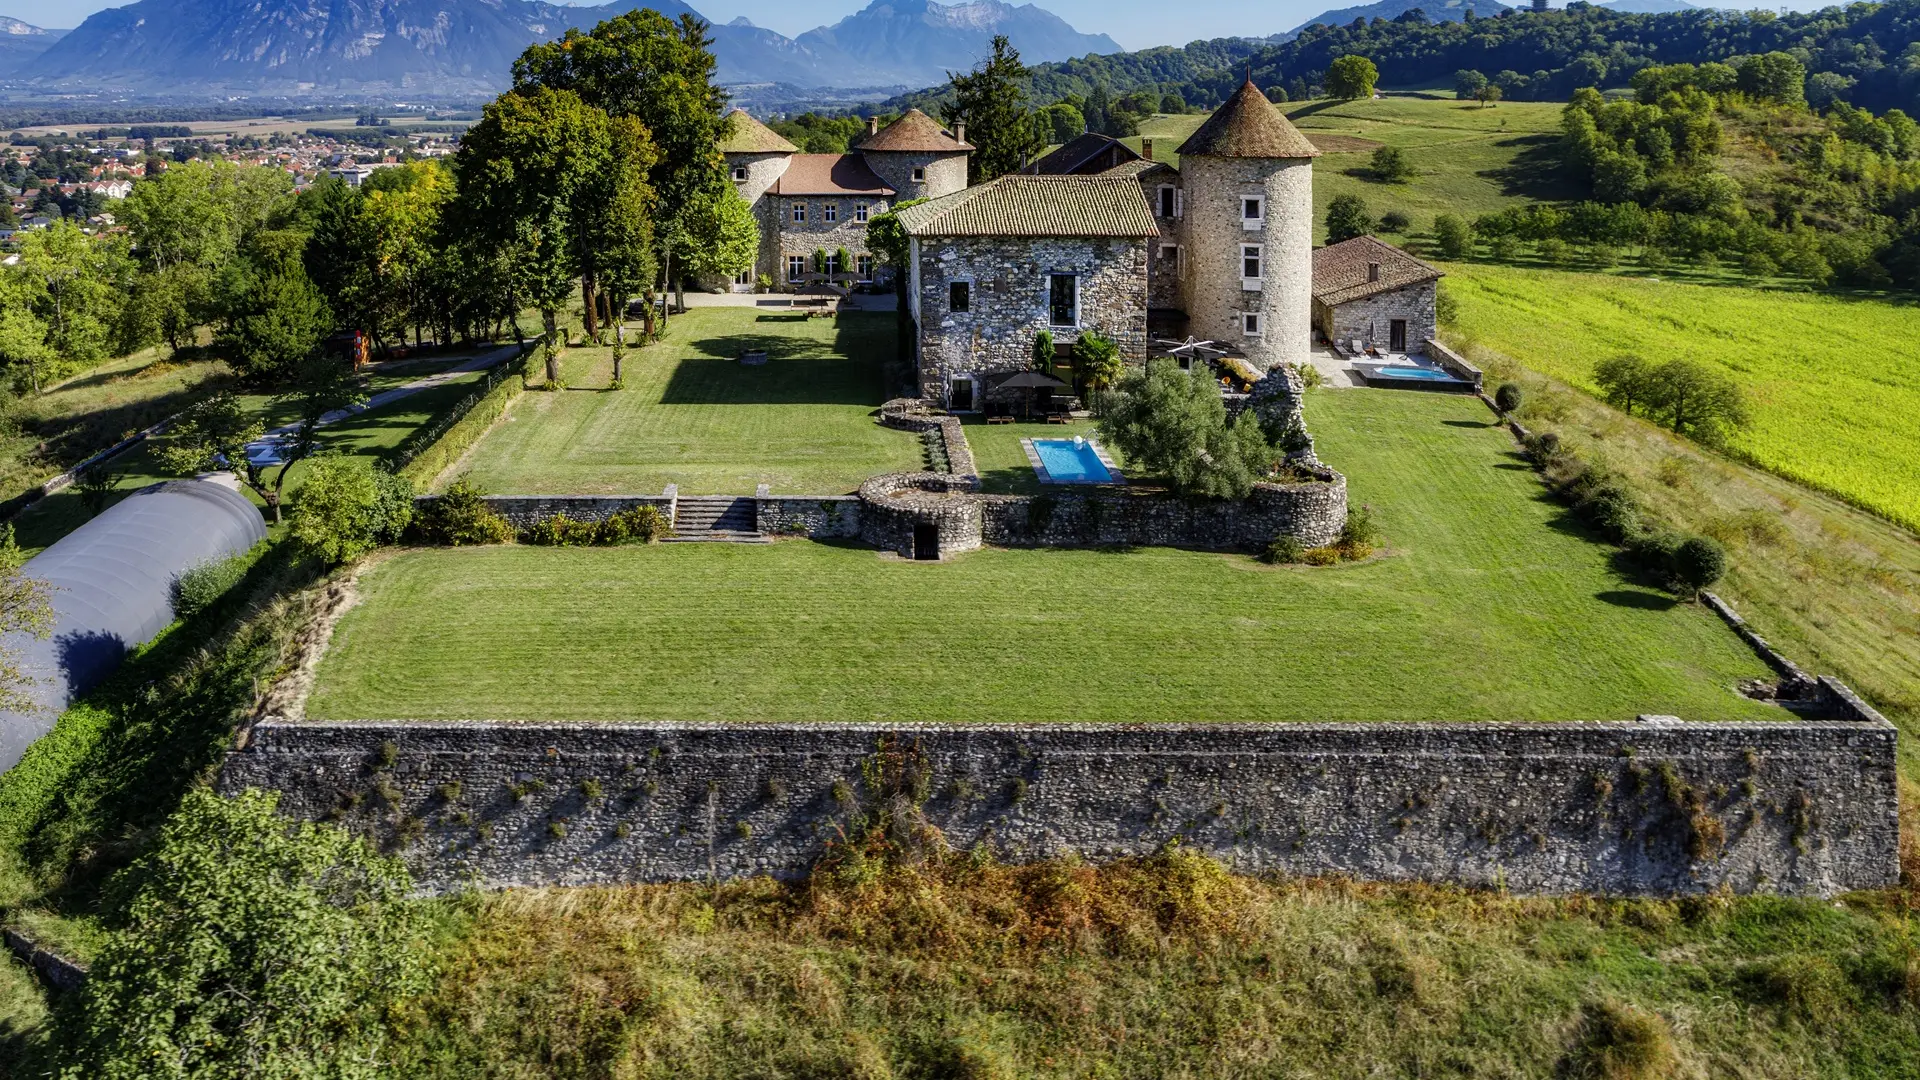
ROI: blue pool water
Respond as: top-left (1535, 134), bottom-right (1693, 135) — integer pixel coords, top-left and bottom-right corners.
top-left (1372, 366), bottom-right (1458, 382)
top-left (1034, 439), bottom-right (1114, 483)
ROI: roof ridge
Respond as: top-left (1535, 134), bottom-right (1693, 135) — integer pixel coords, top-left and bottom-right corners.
top-left (1176, 80), bottom-right (1319, 160)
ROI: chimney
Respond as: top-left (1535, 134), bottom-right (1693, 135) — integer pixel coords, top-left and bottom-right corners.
top-left (953, 120), bottom-right (967, 144)
top-left (1367, 262), bottom-right (1381, 283)
top-left (1142, 138), bottom-right (1154, 161)
top-left (867, 116), bottom-right (880, 136)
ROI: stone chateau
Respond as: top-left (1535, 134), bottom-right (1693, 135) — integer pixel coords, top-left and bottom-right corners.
top-left (720, 82), bottom-right (1444, 409)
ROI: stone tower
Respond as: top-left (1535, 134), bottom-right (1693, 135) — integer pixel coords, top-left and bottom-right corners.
top-left (854, 108), bottom-right (972, 202)
top-left (1174, 79), bottom-right (1319, 370)
top-left (718, 109), bottom-right (799, 286)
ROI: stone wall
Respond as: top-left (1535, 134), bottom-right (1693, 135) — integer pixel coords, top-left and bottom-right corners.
top-left (756, 496), bottom-right (862, 538)
top-left (858, 472), bottom-right (984, 559)
top-left (915, 235), bottom-right (1149, 402)
top-left (1425, 338), bottom-right (1485, 389)
top-left (766, 194), bottom-right (884, 283)
top-left (220, 715), bottom-right (1900, 897)
top-left (879, 398), bottom-right (979, 483)
top-left (862, 149), bottom-right (968, 203)
top-left (1180, 155), bottom-right (1314, 370)
top-left (1314, 281), bottom-right (1437, 354)
top-left (728, 151), bottom-right (792, 286)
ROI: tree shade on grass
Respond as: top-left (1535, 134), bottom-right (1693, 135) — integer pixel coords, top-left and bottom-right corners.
top-left (1442, 261), bottom-right (1920, 532)
top-left (453, 307), bottom-right (922, 495)
top-left (308, 391), bottom-right (1776, 725)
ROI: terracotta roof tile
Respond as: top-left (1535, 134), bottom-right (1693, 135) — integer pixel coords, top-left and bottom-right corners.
top-left (1176, 79), bottom-right (1320, 160)
top-left (718, 108), bottom-right (798, 154)
top-left (855, 108), bottom-right (973, 153)
top-left (1311, 235), bottom-right (1443, 306)
top-left (896, 174), bottom-right (1158, 239)
top-left (1031, 132), bottom-right (1138, 175)
top-left (770, 154), bottom-right (896, 196)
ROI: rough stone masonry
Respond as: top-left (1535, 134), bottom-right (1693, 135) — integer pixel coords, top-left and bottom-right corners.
top-left (222, 716), bottom-right (1898, 897)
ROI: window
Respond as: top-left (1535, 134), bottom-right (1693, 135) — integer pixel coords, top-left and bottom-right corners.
top-left (791, 202), bottom-right (806, 223)
top-left (824, 252), bottom-right (840, 275)
top-left (911, 166), bottom-right (926, 182)
top-left (734, 268), bottom-right (753, 286)
top-left (1160, 244), bottom-right (1179, 272)
top-left (823, 202), bottom-right (838, 223)
top-left (1157, 185), bottom-right (1176, 218)
top-left (732, 165), bottom-right (748, 182)
top-left (1241, 244), bottom-right (1263, 287)
top-left (787, 255), bottom-right (808, 282)
top-left (949, 280), bottom-right (971, 313)
top-left (1048, 274), bottom-right (1077, 327)
top-left (854, 202), bottom-right (870, 223)
top-left (857, 254), bottom-right (874, 278)
top-left (1242, 194), bottom-right (1264, 229)
top-left (1242, 312), bottom-right (1263, 337)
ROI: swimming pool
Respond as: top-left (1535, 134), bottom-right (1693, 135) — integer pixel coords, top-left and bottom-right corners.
top-left (1032, 438), bottom-right (1116, 484)
top-left (1368, 365), bottom-right (1459, 382)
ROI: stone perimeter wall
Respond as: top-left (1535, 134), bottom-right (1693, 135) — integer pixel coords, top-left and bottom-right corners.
top-left (220, 717), bottom-right (1899, 897)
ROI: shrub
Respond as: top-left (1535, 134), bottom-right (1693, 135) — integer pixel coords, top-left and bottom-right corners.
top-left (1670, 536), bottom-right (1727, 592)
top-left (523, 505), bottom-right (669, 546)
top-left (1338, 505), bottom-right (1381, 549)
top-left (1300, 546), bottom-right (1343, 566)
top-left (1523, 430), bottom-right (1562, 463)
top-left (1098, 359), bottom-right (1274, 499)
top-left (1378, 210), bottom-right (1411, 233)
top-left (1292, 361), bottom-right (1323, 390)
top-left (171, 551), bottom-right (251, 621)
top-left (1263, 536), bottom-right (1306, 564)
top-left (413, 477), bottom-right (513, 546)
top-left (1370, 146), bottom-right (1415, 183)
top-left (1433, 213), bottom-right (1472, 259)
top-left (75, 461), bottom-right (121, 518)
top-left (1032, 329), bottom-right (1055, 372)
top-left (1575, 999), bottom-right (1680, 1080)
top-left (1493, 382), bottom-right (1524, 414)
top-left (292, 455), bottom-right (414, 565)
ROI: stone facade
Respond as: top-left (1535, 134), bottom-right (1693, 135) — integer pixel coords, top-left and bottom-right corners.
top-left (1179, 155), bottom-right (1314, 371)
top-left (755, 496), bottom-right (862, 538)
top-left (913, 236), bottom-right (1149, 403)
top-left (220, 715), bottom-right (1900, 897)
top-left (863, 150), bottom-right (968, 204)
top-left (1141, 174), bottom-right (1187, 313)
top-left (763, 193), bottom-right (887, 285)
top-left (1314, 280), bottom-right (1438, 353)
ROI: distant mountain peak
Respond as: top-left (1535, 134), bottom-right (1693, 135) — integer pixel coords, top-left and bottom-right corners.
top-left (0, 16), bottom-right (55, 35)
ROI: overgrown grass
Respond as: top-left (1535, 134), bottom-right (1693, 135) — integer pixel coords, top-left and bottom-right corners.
top-left (1133, 95), bottom-right (1577, 241)
top-left (1443, 261), bottom-right (1920, 535)
top-left (308, 390), bottom-right (1776, 725)
top-left (452, 308), bottom-right (922, 496)
top-left (0, 951), bottom-right (50, 1080)
top-left (389, 852), bottom-right (1920, 1078)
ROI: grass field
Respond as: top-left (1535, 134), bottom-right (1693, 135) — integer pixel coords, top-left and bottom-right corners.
top-left (963, 414), bottom-right (1106, 494)
top-left (1133, 95), bottom-right (1576, 243)
top-left (10, 353), bottom-right (495, 554)
top-left (384, 863), bottom-right (1920, 1079)
top-left (1442, 261), bottom-right (1920, 533)
top-left (307, 390), bottom-right (1775, 725)
top-left (452, 308), bottom-right (921, 496)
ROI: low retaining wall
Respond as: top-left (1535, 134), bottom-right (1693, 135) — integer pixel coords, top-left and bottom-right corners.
top-left (220, 716), bottom-right (1899, 896)
top-left (756, 496), bottom-right (862, 538)
top-left (4, 928), bottom-right (87, 995)
top-left (857, 470), bottom-right (1347, 558)
top-left (879, 399), bottom-right (978, 484)
top-left (414, 495), bottom-right (676, 531)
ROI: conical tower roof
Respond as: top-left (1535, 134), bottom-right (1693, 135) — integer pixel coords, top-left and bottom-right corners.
top-left (857, 108), bottom-right (973, 152)
top-left (717, 108), bottom-right (798, 154)
top-left (1176, 79), bottom-right (1319, 160)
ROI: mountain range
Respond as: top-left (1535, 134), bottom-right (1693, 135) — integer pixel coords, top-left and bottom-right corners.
top-left (5, 0), bottom-right (1119, 95)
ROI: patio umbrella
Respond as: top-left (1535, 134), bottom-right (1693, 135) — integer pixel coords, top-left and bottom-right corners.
top-left (990, 370), bottom-right (1070, 419)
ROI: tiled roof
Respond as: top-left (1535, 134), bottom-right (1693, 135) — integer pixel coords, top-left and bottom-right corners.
top-left (896, 174), bottom-right (1159, 239)
top-left (770, 154), bottom-right (896, 196)
top-left (1101, 159), bottom-right (1178, 182)
top-left (1030, 132), bottom-right (1138, 175)
top-left (1176, 78), bottom-right (1320, 160)
top-left (855, 108), bottom-right (973, 153)
top-left (718, 108), bottom-right (798, 154)
top-left (1311, 235), bottom-right (1443, 307)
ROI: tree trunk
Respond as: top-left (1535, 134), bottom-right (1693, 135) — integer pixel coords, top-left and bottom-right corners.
top-left (641, 291), bottom-right (656, 340)
top-left (581, 277), bottom-right (600, 343)
top-left (543, 310), bottom-right (561, 386)
top-left (661, 252), bottom-right (672, 328)
top-left (613, 320), bottom-right (626, 383)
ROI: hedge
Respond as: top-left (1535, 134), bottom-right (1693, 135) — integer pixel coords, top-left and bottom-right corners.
top-left (392, 344), bottom-right (534, 491)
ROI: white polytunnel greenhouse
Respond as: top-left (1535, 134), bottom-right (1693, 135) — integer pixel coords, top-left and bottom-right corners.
top-left (0, 479), bottom-right (266, 772)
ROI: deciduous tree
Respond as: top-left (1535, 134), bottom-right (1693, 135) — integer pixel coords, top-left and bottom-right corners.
top-left (1325, 194), bottom-right (1374, 243)
top-left (1326, 55), bottom-right (1380, 101)
top-left (1098, 359), bottom-right (1275, 499)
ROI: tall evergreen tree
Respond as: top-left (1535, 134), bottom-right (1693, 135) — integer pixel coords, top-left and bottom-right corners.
top-left (946, 35), bottom-right (1044, 184)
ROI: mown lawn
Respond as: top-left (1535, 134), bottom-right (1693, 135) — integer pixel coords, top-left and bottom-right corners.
top-left (307, 389), bottom-right (1775, 724)
top-left (1442, 261), bottom-right (1920, 533)
top-left (963, 414), bottom-right (1109, 495)
top-left (1133, 95), bottom-right (1576, 242)
top-left (452, 307), bottom-right (922, 496)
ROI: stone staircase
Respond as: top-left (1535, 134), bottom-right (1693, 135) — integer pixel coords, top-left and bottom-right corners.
top-left (665, 495), bottom-right (767, 543)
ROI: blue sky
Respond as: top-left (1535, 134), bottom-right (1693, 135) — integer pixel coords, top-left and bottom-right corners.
top-left (11, 0), bottom-right (1832, 55)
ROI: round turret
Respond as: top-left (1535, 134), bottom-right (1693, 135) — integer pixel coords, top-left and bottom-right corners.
top-left (1174, 80), bottom-right (1319, 371)
top-left (855, 108), bottom-right (972, 201)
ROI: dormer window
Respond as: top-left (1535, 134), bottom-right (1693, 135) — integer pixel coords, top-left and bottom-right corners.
top-left (912, 166), bottom-right (927, 183)
top-left (732, 165), bottom-right (748, 182)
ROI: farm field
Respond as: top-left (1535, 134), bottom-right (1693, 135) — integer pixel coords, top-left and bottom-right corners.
top-left (1133, 95), bottom-right (1576, 242)
top-left (306, 390), bottom-right (1776, 725)
top-left (1441, 261), bottom-right (1920, 533)
top-left (452, 307), bottom-right (921, 495)
top-left (10, 352), bottom-right (498, 554)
